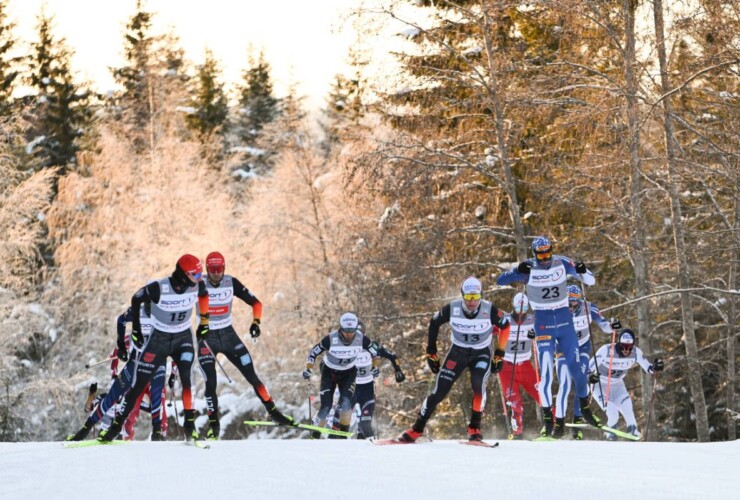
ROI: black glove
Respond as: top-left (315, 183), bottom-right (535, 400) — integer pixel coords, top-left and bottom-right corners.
top-left (395, 369), bottom-right (406, 383)
top-left (302, 367), bottom-right (313, 380)
top-left (652, 358), bottom-right (664, 372)
top-left (131, 328), bottom-right (144, 349)
top-left (575, 261), bottom-right (588, 274)
top-left (527, 330), bottom-right (535, 340)
top-left (168, 373), bottom-right (176, 390)
top-left (88, 383), bottom-right (98, 394)
top-left (588, 371), bottom-right (600, 384)
top-left (196, 323), bottom-right (210, 340)
top-left (372, 366), bottom-right (380, 378)
top-left (490, 349), bottom-right (505, 374)
top-left (517, 261), bottom-right (532, 274)
top-left (426, 353), bottom-right (440, 374)
top-left (610, 318), bottom-right (622, 330)
top-left (249, 319), bottom-right (261, 338)
top-left (116, 344), bottom-right (128, 362)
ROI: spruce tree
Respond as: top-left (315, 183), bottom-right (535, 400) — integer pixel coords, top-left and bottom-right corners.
top-left (235, 49), bottom-right (279, 143)
top-left (110, 0), bottom-right (155, 131)
top-left (0, 1), bottom-right (21, 117)
top-left (185, 49), bottom-right (228, 143)
top-left (26, 9), bottom-right (90, 171)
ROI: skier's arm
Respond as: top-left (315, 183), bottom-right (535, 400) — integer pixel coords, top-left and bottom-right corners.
top-left (375, 343), bottom-right (400, 370)
top-left (589, 304), bottom-right (613, 334)
top-left (496, 264), bottom-right (530, 286)
top-left (563, 257), bottom-right (595, 286)
top-left (131, 282), bottom-right (159, 334)
top-left (591, 345), bottom-right (609, 376)
top-left (427, 304), bottom-right (452, 355)
top-left (231, 277), bottom-right (263, 321)
top-left (634, 347), bottom-right (654, 374)
top-left (197, 280), bottom-right (210, 329)
top-left (363, 336), bottom-right (381, 368)
top-left (491, 305), bottom-right (511, 351)
top-left (306, 335), bottom-right (331, 368)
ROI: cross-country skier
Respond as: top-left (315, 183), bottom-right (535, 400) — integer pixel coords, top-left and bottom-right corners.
top-left (589, 329), bottom-right (664, 440)
top-left (497, 293), bottom-right (540, 440)
top-left (197, 251), bottom-right (295, 440)
top-left (330, 332), bottom-right (406, 439)
top-left (400, 276), bottom-right (510, 443)
top-left (553, 284), bottom-right (616, 439)
top-left (496, 236), bottom-right (602, 436)
top-left (303, 312), bottom-right (379, 439)
top-left (98, 254), bottom-right (209, 442)
top-left (66, 306), bottom-right (170, 441)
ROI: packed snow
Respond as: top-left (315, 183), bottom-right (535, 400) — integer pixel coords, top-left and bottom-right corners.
top-left (2, 437), bottom-right (738, 499)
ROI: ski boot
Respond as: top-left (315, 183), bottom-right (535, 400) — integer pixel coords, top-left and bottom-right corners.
top-left (267, 406), bottom-right (297, 427)
top-left (540, 407), bottom-right (554, 437)
top-left (552, 417), bottom-right (565, 439)
top-left (578, 397), bottom-right (601, 427)
top-left (572, 415), bottom-right (584, 440)
top-left (206, 419), bottom-right (220, 440)
top-left (151, 422), bottom-right (166, 441)
top-left (310, 430), bottom-right (322, 439)
top-left (328, 423), bottom-right (349, 439)
top-left (467, 425), bottom-right (483, 442)
top-left (399, 427), bottom-right (422, 443)
top-left (66, 420), bottom-right (93, 441)
top-left (627, 424), bottom-right (641, 439)
top-left (97, 415), bottom-right (124, 442)
top-left (183, 409), bottom-right (200, 441)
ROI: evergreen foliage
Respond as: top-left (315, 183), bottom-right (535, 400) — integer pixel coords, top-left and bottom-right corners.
top-left (0, 1), bottom-right (21, 117)
top-left (185, 49), bottom-right (229, 144)
top-left (235, 50), bottom-right (279, 142)
top-left (26, 9), bottom-right (91, 170)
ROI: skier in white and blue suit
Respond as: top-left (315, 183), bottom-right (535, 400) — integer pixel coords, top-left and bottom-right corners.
top-left (496, 236), bottom-right (602, 436)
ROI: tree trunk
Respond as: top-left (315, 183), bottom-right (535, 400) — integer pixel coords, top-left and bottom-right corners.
top-left (728, 178), bottom-right (739, 440)
top-left (481, 10), bottom-right (527, 261)
top-left (651, 0), bottom-right (710, 441)
top-left (620, 0), bottom-right (655, 439)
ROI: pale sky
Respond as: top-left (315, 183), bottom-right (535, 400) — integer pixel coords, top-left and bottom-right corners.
top-left (8, 0), bottom-right (358, 109)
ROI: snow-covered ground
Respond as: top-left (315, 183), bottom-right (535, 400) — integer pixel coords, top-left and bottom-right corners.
top-left (3, 437), bottom-right (738, 500)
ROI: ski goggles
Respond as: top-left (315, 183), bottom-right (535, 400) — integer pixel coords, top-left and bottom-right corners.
top-left (535, 250), bottom-right (552, 260)
top-left (187, 271), bottom-right (203, 281)
top-left (462, 293), bottom-right (482, 301)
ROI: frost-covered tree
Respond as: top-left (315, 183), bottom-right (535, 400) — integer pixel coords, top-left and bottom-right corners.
top-left (26, 9), bottom-right (91, 171)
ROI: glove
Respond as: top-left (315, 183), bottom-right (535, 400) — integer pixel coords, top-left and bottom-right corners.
top-left (395, 369), bottom-right (406, 383)
top-left (372, 367), bottom-right (380, 378)
top-left (196, 323), bottom-right (210, 340)
top-left (575, 261), bottom-right (588, 274)
top-left (88, 383), bottom-right (98, 394)
top-left (610, 318), bottom-right (622, 330)
top-left (302, 367), bottom-right (313, 380)
top-left (517, 261), bottom-right (532, 274)
top-left (652, 358), bottom-right (664, 372)
top-left (588, 371), bottom-right (600, 384)
top-left (426, 353), bottom-right (440, 374)
top-left (131, 328), bottom-right (144, 349)
top-left (527, 329), bottom-right (535, 340)
top-left (249, 319), bottom-right (261, 338)
top-left (168, 373), bottom-right (176, 390)
top-left (116, 344), bottom-right (128, 362)
top-left (490, 349), bottom-right (505, 374)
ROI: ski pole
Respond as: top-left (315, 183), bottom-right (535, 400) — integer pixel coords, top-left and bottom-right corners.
top-left (645, 371), bottom-right (659, 440)
top-left (580, 282), bottom-right (607, 407)
top-left (307, 379), bottom-right (313, 424)
top-left (203, 340), bottom-right (233, 384)
top-left (498, 377), bottom-right (512, 435)
top-left (85, 355), bottom-right (117, 369)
